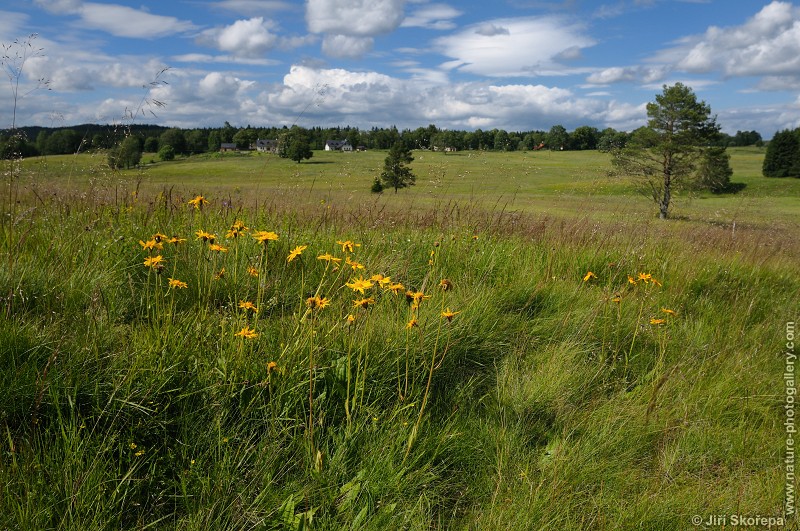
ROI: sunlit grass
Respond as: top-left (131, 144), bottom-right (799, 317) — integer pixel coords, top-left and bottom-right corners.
top-left (1, 147), bottom-right (797, 529)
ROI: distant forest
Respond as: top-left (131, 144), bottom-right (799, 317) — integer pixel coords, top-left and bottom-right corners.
top-left (0, 121), bottom-right (764, 158)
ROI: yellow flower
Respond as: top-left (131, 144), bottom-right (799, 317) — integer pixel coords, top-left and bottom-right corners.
top-left (230, 220), bottom-right (248, 232)
top-left (406, 317), bottom-right (419, 329)
top-left (353, 297), bottom-right (375, 309)
top-left (239, 300), bottom-right (258, 313)
top-left (139, 239), bottom-right (162, 251)
top-left (214, 268), bottom-right (226, 280)
top-left (627, 276), bottom-right (637, 285)
top-left (611, 295), bottom-right (621, 303)
top-left (152, 232), bottom-right (167, 243)
top-left (143, 255), bottom-right (165, 269)
top-left (406, 291), bottom-right (430, 309)
top-left (345, 276), bottom-right (374, 294)
top-left (226, 228), bottom-right (242, 239)
top-left (346, 314), bottom-right (356, 325)
top-left (168, 236), bottom-right (187, 245)
top-left (267, 361), bottom-right (278, 374)
top-left (317, 253), bottom-right (342, 263)
top-left (336, 240), bottom-right (360, 253)
top-left (129, 442), bottom-right (137, 450)
top-left (287, 245), bottom-right (308, 262)
top-left (195, 229), bottom-right (216, 243)
top-left (188, 195), bottom-right (208, 209)
top-left (306, 295), bottom-right (330, 310)
top-left (345, 257), bottom-right (365, 270)
top-left (637, 272), bottom-right (652, 283)
top-left (252, 230), bottom-right (279, 244)
top-left (661, 308), bottom-right (677, 316)
top-left (439, 278), bottom-right (453, 291)
top-left (168, 278), bottom-right (188, 289)
top-left (247, 265), bottom-right (259, 277)
top-left (134, 450), bottom-right (145, 457)
top-left (441, 308), bottom-right (461, 322)
top-left (386, 282), bottom-right (405, 295)
top-left (209, 243), bottom-right (228, 253)
top-left (235, 326), bottom-right (258, 339)
top-left (583, 271), bottom-right (597, 282)
top-left (650, 318), bottom-right (665, 325)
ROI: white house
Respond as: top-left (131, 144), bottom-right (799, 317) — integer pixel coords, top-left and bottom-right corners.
top-left (324, 139), bottom-right (353, 152)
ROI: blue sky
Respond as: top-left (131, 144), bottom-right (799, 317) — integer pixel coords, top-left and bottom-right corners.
top-left (2, 0), bottom-right (799, 137)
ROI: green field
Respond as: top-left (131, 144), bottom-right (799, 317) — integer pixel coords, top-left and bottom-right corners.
top-left (1, 148), bottom-right (797, 529)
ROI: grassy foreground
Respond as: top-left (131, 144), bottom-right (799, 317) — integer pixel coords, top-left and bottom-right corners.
top-left (1, 150), bottom-right (797, 529)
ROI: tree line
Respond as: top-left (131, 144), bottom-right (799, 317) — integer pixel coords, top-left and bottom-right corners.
top-left (1, 121), bottom-right (764, 160)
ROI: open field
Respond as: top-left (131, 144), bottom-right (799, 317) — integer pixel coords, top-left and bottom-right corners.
top-left (1, 148), bottom-right (798, 529)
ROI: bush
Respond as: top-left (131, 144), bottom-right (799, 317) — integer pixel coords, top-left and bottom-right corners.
top-left (158, 145), bottom-right (175, 161)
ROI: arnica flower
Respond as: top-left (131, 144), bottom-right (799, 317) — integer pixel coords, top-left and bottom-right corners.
top-left (287, 245), bottom-right (308, 262)
top-left (139, 239), bottom-right (162, 251)
top-left (336, 240), bottom-right (361, 253)
top-left (345, 257), bottom-right (365, 271)
top-left (406, 291), bottom-right (430, 306)
top-left (441, 308), bottom-right (461, 322)
top-left (168, 278), bottom-right (188, 289)
top-left (371, 274), bottom-right (392, 288)
top-left (168, 236), bottom-right (187, 245)
top-left (611, 295), bottom-right (622, 303)
top-left (143, 255), bottom-right (165, 269)
top-left (346, 314), bottom-right (356, 325)
top-left (226, 228), bottom-right (242, 239)
top-left (214, 268), bottom-right (226, 280)
top-left (650, 318), bottom-right (665, 325)
top-left (239, 300), bottom-right (258, 313)
top-left (306, 295), bottom-right (330, 310)
top-left (267, 361), bottom-right (278, 374)
top-left (188, 195), bottom-right (208, 209)
top-left (628, 276), bottom-right (637, 285)
top-left (247, 265), bottom-right (259, 277)
top-left (661, 308), bottom-right (677, 316)
top-left (152, 232), bottom-right (167, 243)
top-left (439, 279), bottom-right (453, 291)
top-left (406, 317), bottom-right (419, 329)
top-left (386, 282), bottom-right (405, 295)
top-left (209, 243), bottom-right (228, 253)
top-left (195, 230), bottom-right (216, 243)
top-left (231, 220), bottom-right (248, 232)
top-left (583, 271), bottom-right (597, 282)
top-left (637, 272), bottom-right (652, 283)
top-left (252, 230), bottom-right (279, 244)
top-left (317, 253), bottom-right (342, 263)
top-left (353, 297), bottom-right (375, 309)
top-left (345, 277), bottom-right (374, 294)
top-left (235, 326), bottom-right (258, 339)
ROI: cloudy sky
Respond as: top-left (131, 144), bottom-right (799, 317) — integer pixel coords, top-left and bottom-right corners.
top-left (2, 0), bottom-right (800, 137)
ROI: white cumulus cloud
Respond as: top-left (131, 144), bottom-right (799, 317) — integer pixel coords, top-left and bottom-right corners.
top-left (659, 1), bottom-right (800, 78)
top-left (306, 0), bottom-right (405, 36)
top-left (434, 16), bottom-right (596, 77)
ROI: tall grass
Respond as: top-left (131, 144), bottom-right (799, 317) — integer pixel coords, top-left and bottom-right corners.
top-left (0, 154), bottom-right (796, 529)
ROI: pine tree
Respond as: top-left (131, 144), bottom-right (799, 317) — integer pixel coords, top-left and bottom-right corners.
top-left (762, 129), bottom-right (800, 178)
top-left (380, 141), bottom-right (415, 193)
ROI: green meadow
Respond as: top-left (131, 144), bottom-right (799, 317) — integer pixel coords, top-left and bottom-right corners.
top-left (1, 147), bottom-right (797, 529)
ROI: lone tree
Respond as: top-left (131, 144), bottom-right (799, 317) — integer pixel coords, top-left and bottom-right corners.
top-left (612, 83), bottom-right (719, 219)
top-left (380, 141), bottom-right (415, 193)
top-left (279, 126), bottom-right (313, 163)
top-left (762, 129), bottom-right (800, 178)
top-left (696, 146), bottom-right (733, 193)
